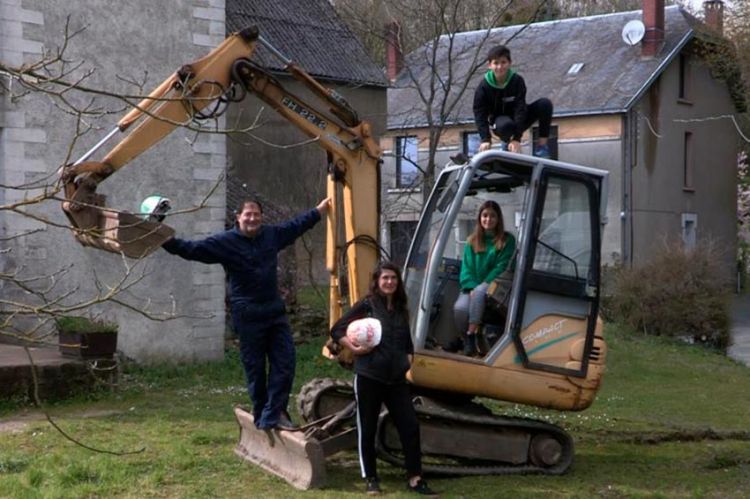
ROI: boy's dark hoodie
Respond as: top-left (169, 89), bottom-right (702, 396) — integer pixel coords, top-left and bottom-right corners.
top-left (473, 69), bottom-right (528, 143)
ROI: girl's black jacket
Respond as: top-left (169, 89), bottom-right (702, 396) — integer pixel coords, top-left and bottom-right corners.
top-left (330, 295), bottom-right (414, 385)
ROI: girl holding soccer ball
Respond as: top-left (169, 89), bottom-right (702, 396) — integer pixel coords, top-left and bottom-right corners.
top-left (330, 262), bottom-right (436, 496)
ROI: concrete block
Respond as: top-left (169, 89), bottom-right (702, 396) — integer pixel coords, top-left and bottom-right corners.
top-left (208, 207), bottom-right (225, 221)
top-left (0, 5), bottom-right (42, 24)
top-left (209, 22), bottom-right (225, 36)
top-left (0, 140), bottom-right (25, 159)
top-left (0, 48), bottom-right (22, 66)
top-left (193, 221), bottom-right (221, 234)
top-left (210, 153), bottom-right (227, 169)
top-left (192, 33), bottom-right (223, 48)
top-left (191, 139), bottom-right (224, 154)
top-left (0, 110), bottom-right (24, 128)
top-left (19, 8), bottom-right (43, 25)
top-left (0, 36), bottom-right (43, 55)
top-left (192, 167), bottom-right (223, 181)
top-left (192, 7), bottom-right (224, 22)
top-left (21, 159), bottom-right (48, 173)
top-left (0, 20), bottom-right (22, 37)
top-left (1, 169), bottom-right (25, 184)
top-left (4, 127), bottom-right (46, 143)
top-left (207, 0), bottom-right (226, 9)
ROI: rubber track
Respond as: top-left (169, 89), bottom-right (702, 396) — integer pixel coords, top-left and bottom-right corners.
top-left (376, 398), bottom-right (574, 476)
top-left (297, 377), bottom-right (354, 423)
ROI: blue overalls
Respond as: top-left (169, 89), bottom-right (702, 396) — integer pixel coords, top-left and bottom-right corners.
top-left (163, 208), bottom-right (321, 429)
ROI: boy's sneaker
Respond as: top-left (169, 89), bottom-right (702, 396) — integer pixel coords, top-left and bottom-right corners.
top-left (535, 143), bottom-right (551, 159)
top-left (366, 477), bottom-right (382, 495)
top-left (407, 478), bottom-right (437, 496)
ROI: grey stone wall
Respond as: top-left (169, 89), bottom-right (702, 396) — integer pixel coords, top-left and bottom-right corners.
top-left (1, 1), bottom-right (228, 362)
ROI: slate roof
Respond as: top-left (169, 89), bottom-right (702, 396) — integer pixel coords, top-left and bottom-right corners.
top-left (388, 6), bottom-right (711, 130)
top-left (227, 0), bottom-right (387, 87)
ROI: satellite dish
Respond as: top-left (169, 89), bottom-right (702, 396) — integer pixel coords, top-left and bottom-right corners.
top-left (622, 20), bottom-right (645, 46)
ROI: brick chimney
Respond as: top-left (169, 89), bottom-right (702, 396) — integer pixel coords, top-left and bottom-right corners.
top-left (642, 0), bottom-right (665, 58)
top-left (703, 0), bottom-right (724, 35)
top-left (385, 21), bottom-right (403, 82)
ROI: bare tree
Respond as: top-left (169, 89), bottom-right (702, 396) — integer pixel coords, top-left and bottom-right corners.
top-left (332, 0), bottom-right (556, 216)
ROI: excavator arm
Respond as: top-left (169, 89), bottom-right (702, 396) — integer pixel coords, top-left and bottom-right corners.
top-left (61, 27), bottom-right (261, 258)
top-left (60, 26), bottom-right (380, 328)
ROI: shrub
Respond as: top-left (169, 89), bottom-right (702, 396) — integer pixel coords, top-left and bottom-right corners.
top-left (55, 315), bottom-right (118, 334)
top-left (602, 241), bottom-right (731, 350)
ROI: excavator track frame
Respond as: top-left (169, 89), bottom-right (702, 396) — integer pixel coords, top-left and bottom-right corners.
top-left (376, 395), bottom-right (574, 475)
top-left (288, 378), bottom-right (574, 481)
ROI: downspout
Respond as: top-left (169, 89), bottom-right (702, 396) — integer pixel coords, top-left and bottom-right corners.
top-left (622, 112), bottom-right (633, 266)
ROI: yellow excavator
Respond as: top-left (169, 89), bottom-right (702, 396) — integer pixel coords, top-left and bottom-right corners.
top-left (60, 27), bottom-right (609, 490)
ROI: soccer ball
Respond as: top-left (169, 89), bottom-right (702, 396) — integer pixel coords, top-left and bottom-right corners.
top-left (346, 318), bottom-right (382, 348)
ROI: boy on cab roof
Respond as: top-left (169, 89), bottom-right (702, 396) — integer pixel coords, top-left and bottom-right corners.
top-left (473, 44), bottom-right (553, 159)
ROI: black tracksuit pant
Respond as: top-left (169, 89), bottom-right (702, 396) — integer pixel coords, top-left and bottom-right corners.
top-left (493, 97), bottom-right (553, 143)
top-left (354, 374), bottom-right (422, 479)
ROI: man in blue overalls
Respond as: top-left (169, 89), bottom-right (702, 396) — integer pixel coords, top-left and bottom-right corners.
top-left (163, 197), bottom-right (330, 430)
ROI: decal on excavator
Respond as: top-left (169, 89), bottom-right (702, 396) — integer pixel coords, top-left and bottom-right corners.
top-left (522, 318), bottom-right (567, 347)
top-left (281, 96), bottom-right (327, 130)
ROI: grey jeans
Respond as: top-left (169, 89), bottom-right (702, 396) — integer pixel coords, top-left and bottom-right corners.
top-left (453, 282), bottom-right (490, 333)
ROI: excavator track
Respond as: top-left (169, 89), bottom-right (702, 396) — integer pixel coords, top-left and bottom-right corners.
top-left (297, 377), bottom-right (354, 423)
top-left (376, 395), bottom-right (574, 475)
top-left (296, 378), bottom-right (574, 476)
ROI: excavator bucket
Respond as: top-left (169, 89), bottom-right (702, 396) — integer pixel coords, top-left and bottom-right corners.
top-left (63, 205), bottom-right (174, 258)
top-left (61, 162), bottom-right (174, 258)
top-left (233, 407), bottom-right (328, 490)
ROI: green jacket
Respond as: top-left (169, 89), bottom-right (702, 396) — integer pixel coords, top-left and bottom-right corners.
top-left (459, 232), bottom-right (516, 291)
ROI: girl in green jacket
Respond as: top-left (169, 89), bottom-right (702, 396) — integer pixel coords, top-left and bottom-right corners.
top-left (453, 200), bottom-right (515, 356)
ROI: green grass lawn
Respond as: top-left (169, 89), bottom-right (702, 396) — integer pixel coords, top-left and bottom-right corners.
top-left (1, 326), bottom-right (749, 498)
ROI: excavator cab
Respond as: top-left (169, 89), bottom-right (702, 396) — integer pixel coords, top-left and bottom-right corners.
top-left (406, 150), bottom-right (608, 410)
top-left (284, 152), bottom-right (610, 488)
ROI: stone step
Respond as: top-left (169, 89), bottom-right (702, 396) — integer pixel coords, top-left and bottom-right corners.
top-left (0, 344), bottom-right (116, 401)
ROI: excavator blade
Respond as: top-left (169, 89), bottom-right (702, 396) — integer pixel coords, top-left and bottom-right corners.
top-left (63, 203), bottom-right (174, 258)
top-left (233, 406), bottom-right (327, 490)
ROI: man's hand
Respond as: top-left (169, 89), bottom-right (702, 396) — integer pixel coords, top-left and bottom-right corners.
top-left (479, 141), bottom-right (491, 152)
top-left (316, 197), bottom-right (332, 216)
top-left (508, 140), bottom-right (522, 153)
